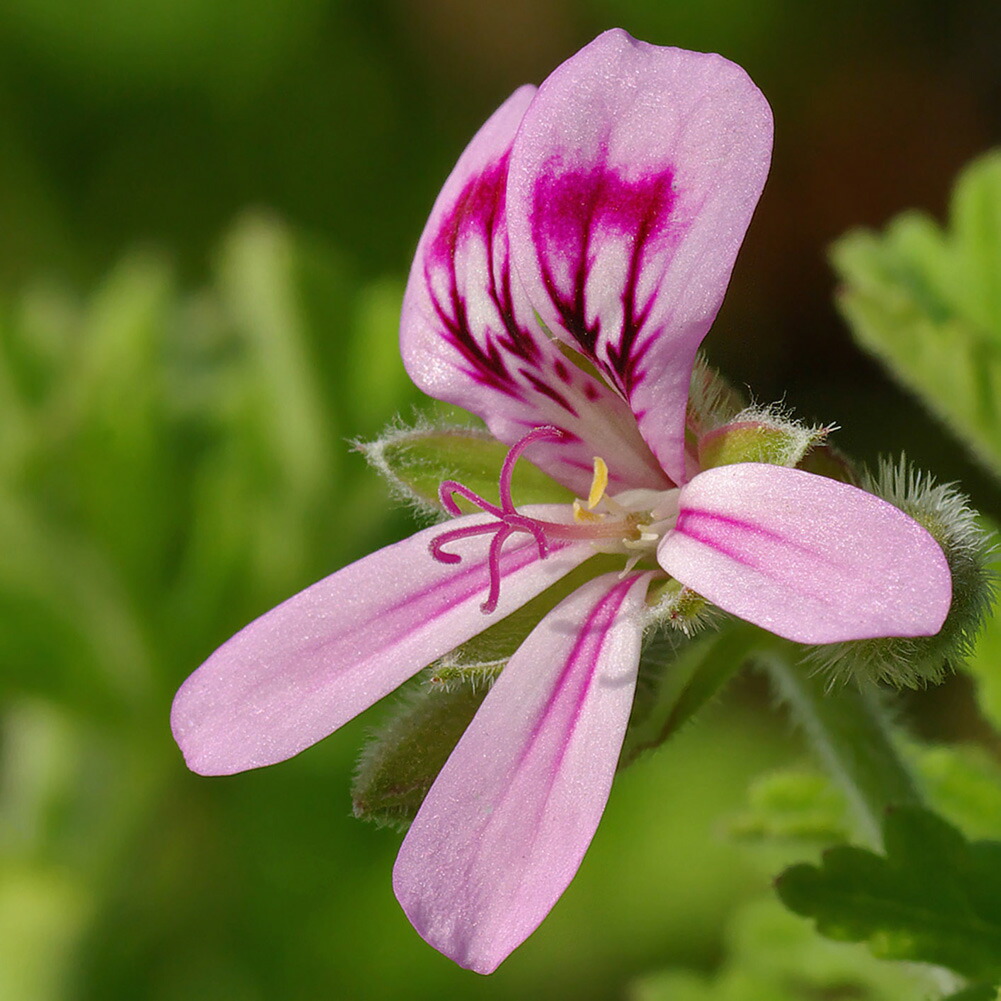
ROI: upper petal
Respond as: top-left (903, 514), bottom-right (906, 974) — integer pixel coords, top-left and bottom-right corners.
top-left (507, 29), bottom-right (773, 485)
top-left (400, 85), bottom-right (669, 495)
top-left (171, 508), bottom-right (596, 775)
top-left (393, 571), bottom-right (652, 974)
top-left (657, 463), bottom-right (952, 643)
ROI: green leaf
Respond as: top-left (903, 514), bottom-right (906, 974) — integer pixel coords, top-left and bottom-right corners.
top-left (941, 986), bottom-right (1000, 1001)
top-left (0, 861), bottom-right (92, 1001)
top-left (619, 621), bottom-right (761, 768)
top-left (776, 806), bottom-right (1001, 981)
top-left (918, 744), bottom-right (1001, 841)
top-left (215, 212), bottom-right (336, 508)
top-left (169, 214), bottom-right (350, 637)
top-left (730, 767), bottom-right (851, 847)
top-left (53, 254), bottom-right (176, 593)
top-left (629, 897), bottom-right (932, 1001)
top-left (831, 150), bottom-right (1001, 477)
top-left (0, 490), bottom-right (152, 715)
top-left (360, 423), bottom-right (575, 513)
top-left (733, 744), bottom-right (1001, 858)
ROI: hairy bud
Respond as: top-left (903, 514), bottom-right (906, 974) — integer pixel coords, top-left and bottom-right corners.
top-left (807, 458), bottom-right (994, 688)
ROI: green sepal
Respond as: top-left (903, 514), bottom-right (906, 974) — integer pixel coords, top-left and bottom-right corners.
top-left (645, 576), bottom-right (712, 634)
top-left (351, 674), bottom-right (489, 831)
top-left (359, 423), bottom-right (575, 515)
top-left (698, 412), bottom-right (827, 471)
top-left (351, 554), bottom-right (619, 829)
top-left (619, 620), bottom-right (761, 769)
top-left (776, 806), bottom-right (1001, 981)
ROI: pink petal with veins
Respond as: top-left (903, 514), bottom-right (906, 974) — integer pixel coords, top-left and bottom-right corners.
top-left (401, 85), bottom-right (669, 495)
top-left (658, 463), bottom-right (952, 643)
top-left (394, 571), bottom-right (652, 974)
top-left (507, 29), bottom-right (772, 485)
top-left (171, 508), bottom-right (595, 776)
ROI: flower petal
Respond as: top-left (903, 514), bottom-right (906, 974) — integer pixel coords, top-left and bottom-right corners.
top-left (657, 463), bottom-right (952, 643)
top-left (393, 571), bottom-right (652, 974)
top-left (507, 29), bottom-right (773, 485)
top-left (401, 86), bottom-right (669, 495)
top-left (171, 508), bottom-right (596, 775)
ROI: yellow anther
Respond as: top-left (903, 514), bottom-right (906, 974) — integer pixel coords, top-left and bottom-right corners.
top-left (587, 456), bottom-right (609, 510)
top-left (573, 499), bottom-right (603, 524)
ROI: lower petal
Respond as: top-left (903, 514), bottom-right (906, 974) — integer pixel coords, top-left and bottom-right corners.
top-left (657, 463), bottom-right (952, 644)
top-left (393, 571), bottom-right (653, 974)
top-left (171, 508), bottom-right (595, 775)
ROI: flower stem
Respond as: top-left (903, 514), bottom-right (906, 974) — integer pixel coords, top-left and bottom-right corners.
top-left (759, 646), bottom-right (922, 848)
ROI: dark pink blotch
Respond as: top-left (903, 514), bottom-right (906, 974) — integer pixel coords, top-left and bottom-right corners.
top-left (530, 159), bottom-right (680, 393)
top-left (424, 153), bottom-right (540, 397)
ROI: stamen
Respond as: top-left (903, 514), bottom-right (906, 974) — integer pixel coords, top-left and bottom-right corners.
top-left (427, 427), bottom-right (673, 615)
top-left (587, 456), bottom-right (609, 510)
top-left (572, 499), bottom-right (603, 524)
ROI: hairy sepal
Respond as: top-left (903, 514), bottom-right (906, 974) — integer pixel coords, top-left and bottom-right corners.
top-left (358, 421), bottom-right (574, 516)
top-left (352, 672), bottom-right (491, 831)
top-left (698, 407), bottom-right (829, 471)
top-left (352, 554), bottom-right (623, 828)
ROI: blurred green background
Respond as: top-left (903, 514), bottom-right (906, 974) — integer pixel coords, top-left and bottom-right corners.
top-left (1, 1), bottom-right (999, 998)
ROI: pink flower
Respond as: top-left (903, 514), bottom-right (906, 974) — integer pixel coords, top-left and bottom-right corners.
top-left (171, 30), bottom-right (952, 974)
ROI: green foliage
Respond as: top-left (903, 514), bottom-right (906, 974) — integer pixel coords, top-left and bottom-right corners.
top-left (730, 768), bottom-right (851, 847)
top-left (629, 897), bottom-right (928, 1001)
top-left (734, 744), bottom-right (1001, 861)
top-left (918, 744), bottom-right (1001, 841)
top-left (0, 215), bottom-right (419, 998)
top-left (942, 985), bottom-right (1000, 1001)
top-left (832, 150), bottom-right (1001, 477)
top-left (1, 20), bottom-right (999, 999)
top-left (776, 806), bottom-right (1001, 982)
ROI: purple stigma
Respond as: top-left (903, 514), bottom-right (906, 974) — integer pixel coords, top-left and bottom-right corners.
top-left (429, 426), bottom-right (567, 613)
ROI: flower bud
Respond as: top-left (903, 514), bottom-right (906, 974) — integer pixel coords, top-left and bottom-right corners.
top-left (698, 407), bottom-right (829, 471)
top-left (645, 577), bottom-right (713, 634)
top-left (807, 458), bottom-right (994, 688)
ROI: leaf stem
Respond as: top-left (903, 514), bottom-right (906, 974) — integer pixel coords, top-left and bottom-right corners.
top-left (760, 646), bottom-right (922, 848)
